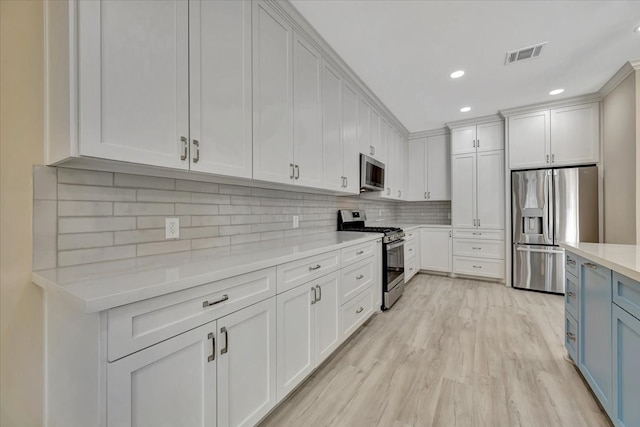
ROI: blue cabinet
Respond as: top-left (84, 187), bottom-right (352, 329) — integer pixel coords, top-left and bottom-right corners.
top-left (579, 259), bottom-right (613, 417)
top-left (612, 304), bottom-right (640, 427)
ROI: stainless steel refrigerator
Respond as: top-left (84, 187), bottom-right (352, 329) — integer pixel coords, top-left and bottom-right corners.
top-left (512, 166), bottom-right (599, 294)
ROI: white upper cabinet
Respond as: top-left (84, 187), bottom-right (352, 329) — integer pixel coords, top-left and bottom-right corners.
top-left (369, 109), bottom-right (386, 164)
top-left (252, 1), bottom-right (294, 184)
top-left (452, 153), bottom-right (477, 229)
top-left (78, 0), bottom-right (190, 169)
top-left (451, 122), bottom-right (503, 155)
top-left (321, 61), bottom-right (344, 192)
top-left (291, 33), bottom-right (323, 188)
top-left (357, 98), bottom-right (371, 156)
top-left (189, 0), bottom-right (252, 178)
top-left (507, 102), bottom-right (600, 169)
top-left (508, 110), bottom-right (550, 169)
top-left (476, 150), bottom-right (504, 230)
top-left (407, 140), bottom-right (425, 200)
top-left (426, 134), bottom-right (451, 200)
top-left (451, 126), bottom-right (476, 155)
top-left (341, 82), bottom-right (360, 194)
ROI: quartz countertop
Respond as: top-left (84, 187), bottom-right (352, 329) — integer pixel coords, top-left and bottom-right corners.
top-left (32, 232), bottom-right (382, 313)
top-left (367, 222), bottom-right (451, 232)
top-left (560, 242), bottom-right (640, 282)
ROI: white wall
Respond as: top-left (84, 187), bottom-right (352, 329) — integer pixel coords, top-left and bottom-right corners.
top-left (0, 1), bottom-right (45, 425)
top-left (603, 71), bottom-right (637, 243)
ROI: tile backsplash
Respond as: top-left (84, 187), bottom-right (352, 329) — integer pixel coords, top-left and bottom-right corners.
top-left (32, 166), bottom-right (451, 269)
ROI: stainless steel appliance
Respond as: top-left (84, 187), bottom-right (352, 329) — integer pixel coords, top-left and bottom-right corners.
top-left (360, 154), bottom-right (385, 192)
top-left (338, 209), bottom-right (405, 309)
top-left (512, 166), bottom-right (599, 293)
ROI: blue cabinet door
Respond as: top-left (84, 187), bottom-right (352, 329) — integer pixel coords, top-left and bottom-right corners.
top-left (579, 259), bottom-right (613, 416)
top-left (612, 304), bottom-right (640, 427)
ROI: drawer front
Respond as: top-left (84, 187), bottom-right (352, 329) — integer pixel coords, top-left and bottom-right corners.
top-left (566, 252), bottom-right (579, 278)
top-left (108, 267), bottom-right (276, 361)
top-left (453, 228), bottom-right (504, 240)
top-left (405, 256), bottom-right (417, 281)
top-left (277, 250), bottom-right (340, 294)
top-left (340, 241), bottom-right (375, 267)
top-left (341, 285), bottom-right (374, 339)
top-left (453, 256), bottom-right (504, 279)
top-left (613, 272), bottom-right (640, 321)
top-left (340, 257), bottom-right (374, 304)
top-left (565, 272), bottom-right (579, 320)
top-left (404, 239), bottom-right (417, 259)
top-left (404, 230), bottom-right (418, 241)
top-left (565, 312), bottom-right (579, 363)
top-left (453, 238), bottom-right (504, 259)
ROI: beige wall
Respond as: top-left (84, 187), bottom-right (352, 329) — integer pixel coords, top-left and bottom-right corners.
top-left (603, 71), bottom-right (637, 243)
top-left (0, 1), bottom-right (45, 426)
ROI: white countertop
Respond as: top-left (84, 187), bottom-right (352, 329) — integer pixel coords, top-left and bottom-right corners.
top-left (33, 232), bottom-right (382, 313)
top-left (560, 242), bottom-right (640, 282)
top-left (367, 222), bottom-right (451, 232)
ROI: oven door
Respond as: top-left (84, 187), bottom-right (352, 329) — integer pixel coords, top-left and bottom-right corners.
top-left (385, 239), bottom-right (405, 291)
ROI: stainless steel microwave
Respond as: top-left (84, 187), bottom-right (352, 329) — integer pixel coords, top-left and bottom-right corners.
top-left (360, 154), bottom-right (385, 192)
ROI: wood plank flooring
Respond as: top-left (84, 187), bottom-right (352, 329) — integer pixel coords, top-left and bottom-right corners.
top-left (259, 274), bottom-right (611, 427)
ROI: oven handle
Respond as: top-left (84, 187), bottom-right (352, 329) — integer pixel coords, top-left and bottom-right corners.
top-left (386, 240), bottom-right (405, 250)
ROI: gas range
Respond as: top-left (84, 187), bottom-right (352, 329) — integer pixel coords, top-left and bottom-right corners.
top-left (337, 211), bottom-right (404, 243)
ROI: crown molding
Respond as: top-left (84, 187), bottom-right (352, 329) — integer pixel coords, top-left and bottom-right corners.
top-left (598, 59), bottom-right (640, 98)
top-left (408, 127), bottom-right (450, 140)
top-left (499, 93), bottom-right (602, 118)
top-left (271, 0), bottom-right (410, 137)
top-left (445, 114), bottom-right (503, 130)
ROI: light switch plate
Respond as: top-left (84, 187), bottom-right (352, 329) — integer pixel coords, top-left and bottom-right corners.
top-left (165, 218), bottom-right (180, 239)
top-left (292, 216), bottom-right (299, 228)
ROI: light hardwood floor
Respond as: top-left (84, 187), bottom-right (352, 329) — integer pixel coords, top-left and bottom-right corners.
top-left (260, 273), bottom-right (611, 427)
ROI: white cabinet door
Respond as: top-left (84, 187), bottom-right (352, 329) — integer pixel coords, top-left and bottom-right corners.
top-left (252, 1), bottom-right (294, 184)
top-left (358, 98), bottom-right (371, 156)
top-left (189, 0), bottom-right (252, 178)
top-left (78, 0), bottom-right (189, 169)
top-left (381, 124), bottom-right (395, 199)
top-left (107, 322), bottom-right (216, 427)
top-left (426, 134), bottom-right (451, 200)
top-left (476, 150), bottom-right (504, 230)
top-left (374, 239), bottom-right (383, 310)
top-left (508, 110), bottom-right (550, 169)
top-left (451, 126), bottom-right (476, 155)
top-left (476, 121), bottom-right (504, 152)
top-left (551, 102), bottom-right (600, 166)
top-left (292, 33), bottom-right (323, 188)
top-left (276, 284), bottom-right (314, 401)
top-left (217, 298), bottom-right (276, 427)
top-left (420, 228), bottom-right (452, 272)
top-left (407, 139), bottom-right (426, 201)
top-left (398, 137), bottom-right (407, 199)
top-left (313, 272), bottom-right (341, 365)
top-left (452, 153), bottom-right (477, 228)
top-left (342, 82), bottom-right (360, 194)
top-left (370, 109), bottom-right (385, 164)
top-left (321, 60), bottom-right (343, 191)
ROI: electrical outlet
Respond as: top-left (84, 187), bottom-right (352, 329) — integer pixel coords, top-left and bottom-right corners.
top-left (165, 218), bottom-right (180, 239)
top-left (292, 215), bottom-right (299, 229)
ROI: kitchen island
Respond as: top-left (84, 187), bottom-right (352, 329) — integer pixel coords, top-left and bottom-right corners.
top-left (560, 242), bottom-right (640, 427)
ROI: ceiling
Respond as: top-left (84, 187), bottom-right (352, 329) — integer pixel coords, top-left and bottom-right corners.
top-left (290, 0), bottom-right (640, 132)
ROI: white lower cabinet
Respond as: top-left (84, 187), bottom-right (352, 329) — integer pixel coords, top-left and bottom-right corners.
top-left (419, 228), bottom-right (452, 273)
top-left (340, 284), bottom-right (374, 338)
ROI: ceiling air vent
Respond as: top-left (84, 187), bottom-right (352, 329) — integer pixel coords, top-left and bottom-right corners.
top-left (505, 42), bottom-right (547, 65)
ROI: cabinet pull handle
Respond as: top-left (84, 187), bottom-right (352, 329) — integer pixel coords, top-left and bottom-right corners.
top-left (356, 307), bottom-right (364, 314)
top-left (551, 154), bottom-right (555, 163)
top-left (473, 140), bottom-right (476, 148)
top-left (180, 136), bottom-right (188, 161)
top-left (203, 294), bottom-right (229, 308)
top-left (356, 250), bottom-right (364, 255)
top-left (398, 190), bottom-right (401, 197)
top-left (220, 327), bottom-right (229, 354)
top-left (472, 247), bottom-right (481, 250)
top-left (311, 287), bottom-right (317, 304)
top-left (309, 264), bottom-right (321, 271)
top-left (370, 145), bottom-right (375, 155)
top-left (427, 192), bottom-right (430, 199)
top-left (294, 165), bottom-right (300, 180)
top-left (207, 332), bottom-right (215, 362)
top-left (546, 154), bottom-right (550, 163)
top-left (192, 139), bottom-right (200, 163)
top-left (567, 259), bottom-right (576, 266)
top-left (449, 230), bottom-right (452, 238)
top-left (477, 139), bottom-right (479, 147)
top-left (289, 163), bottom-right (295, 179)
top-left (472, 232), bottom-right (482, 236)
top-left (356, 274), bottom-right (364, 280)
top-left (472, 265), bottom-right (482, 269)
top-left (584, 262), bottom-right (598, 270)
top-left (567, 291), bottom-right (576, 299)
top-left (409, 248), bottom-right (413, 252)
top-left (345, 177), bottom-right (348, 187)
top-left (424, 192), bottom-right (427, 199)
top-left (315, 285), bottom-right (322, 302)
top-left (474, 219), bottom-right (477, 227)
top-left (566, 331), bottom-right (576, 342)
top-left (478, 219), bottom-right (481, 227)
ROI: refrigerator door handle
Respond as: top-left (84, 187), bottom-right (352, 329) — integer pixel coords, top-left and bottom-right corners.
top-left (515, 246), bottom-right (564, 255)
top-left (547, 170), bottom-right (555, 245)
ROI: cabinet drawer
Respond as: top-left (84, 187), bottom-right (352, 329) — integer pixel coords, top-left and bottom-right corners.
top-left (404, 230), bottom-right (418, 241)
top-left (405, 256), bottom-right (417, 281)
top-left (565, 272), bottom-right (579, 320)
top-left (108, 267), bottom-right (276, 361)
top-left (566, 312), bottom-right (578, 363)
top-left (277, 250), bottom-right (340, 294)
top-left (340, 241), bottom-right (375, 267)
top-left (566, 252), bottom-right (579, 278)
top-left (340, 257), bottom-right (374, 304)
top-left (453, 228), bottom-right (504, 240)
top-left (453, 257), bottom-right (504, 279)
top-left (613, 272), bottom-right (640, 321)
top-left (453, 238), bottom-right (504, 259)
top-left (341, 286), bottom-right (374, 339)
top-left (404, 240), bottom-right (417, 259)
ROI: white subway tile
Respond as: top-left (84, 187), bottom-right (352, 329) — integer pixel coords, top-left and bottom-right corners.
top-left (251, 222), bottom-right (289, 232)
top-left (59, 184), bottom-right (136, 202)
top-left (114, 173), bottom-right (175, 190)
top-left (58, 168), bottom-right (113, 186)
top-left (218, 184), bottom-right (251, 196)
top-left (231, 215), bottom-right (261, 225)
top-left (33, 166), bottom-right (58, 200)
top-left (137, 216), bottom-right (191, 229)
top-left (114, 229), bottom-right (166, 245)
top-left (230, 233), bottom-right (261, 245)
top-left (261, 231), bottom-right (284, 241)
top-left (137, 240), bottom-right (191, 257)
top-left (175, 180), bottom-right (218, 193)
top-left (58, 245), bottom-right (136, 267)
top-left (58, 201), bottom-right (113, 217)
top-left (176, 203), bottom-right (219, 215)
top-left (137, 189), bottom-right (190, 203)
top-left (58, 232), bottom-right (114, 250)
top-left (251, 188), bottom-right (278, 198)
top-left (59, 217), bottom-right (136, 233)
top-left (114, 202), bottom-right (174, 216)
top-left (33, 200), bottom-right (57, 270)
top-left (191, 215), bottom-right (230, 226)
top-left (219, 205), bottom-right (251, 215)
top-left (230, 196), bottom-right (260, 206)
top-left (180, 226), bottom-right (219, 239)
top-left (219, 225), bottom-right (252, 236)
top-left (191, 236), bottom-right (230, 250)
top-left (189, 193), bottom-right (231, 205)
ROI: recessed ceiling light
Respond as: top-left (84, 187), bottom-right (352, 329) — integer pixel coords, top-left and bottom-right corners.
top-left (634, 25), bottom-right (640, 33)
top-left (549, 89), bottom-right (564, 95)
top-left (450, 70), bottom-right (465, 79)
top-left (460, 106), bottom-right (471, 113)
